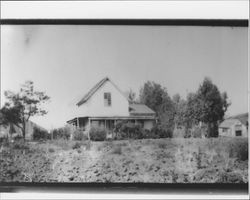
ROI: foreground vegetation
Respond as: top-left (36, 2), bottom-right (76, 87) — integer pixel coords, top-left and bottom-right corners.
top-left (0, 137), bottom-right (248, 183)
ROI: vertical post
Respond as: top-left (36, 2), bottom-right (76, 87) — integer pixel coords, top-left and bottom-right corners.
top-left (77, 117), bottom-right (79, 129)
top-left (88, 118), bottom-right (91, 140)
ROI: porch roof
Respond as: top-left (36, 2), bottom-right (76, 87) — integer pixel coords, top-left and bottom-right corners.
top-left (67, 115), bottom-right (156, 124)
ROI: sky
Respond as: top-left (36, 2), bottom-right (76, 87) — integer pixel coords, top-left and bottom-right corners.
top-left (1, 25), bottom-right (248, 130)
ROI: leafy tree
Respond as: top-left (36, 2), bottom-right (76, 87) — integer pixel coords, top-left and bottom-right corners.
top-left (185, 92), bottom-right (201, 127)
top-left (172, 93), bottom-right (187, 127)
top-left (0, 81), bottom-right (50, 139)
top-left (125, 88), bottom-right (136, 103)
top-left (158, 92), bottom-right (175, 131)
top-left (194, 77), bottom-right (230, 137)
top-left (139, 81), bottom-right (166, 112)
top-left (139, 81), bottom-right (175, 132)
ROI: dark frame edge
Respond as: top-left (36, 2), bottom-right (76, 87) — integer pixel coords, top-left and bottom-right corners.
top-left (0, 19), bottom-right (249, 27)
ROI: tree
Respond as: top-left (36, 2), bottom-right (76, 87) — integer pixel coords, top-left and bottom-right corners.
top-left (125, 88), bottom-right (136, 103)
top-left (0, 81), bottom-right (50, 139)
top-left (139, 81), bottom-right (175, 132)
top-left (139, 81), bottom-right (166, 112)
top-left (172, 93), bottom-right (187, 127)
top-left (158, 92), bottom-right (175, 132)
top-left (195, 77), bottom-right (230, 137)
top-left (185, 92), bottom-right (201, 127)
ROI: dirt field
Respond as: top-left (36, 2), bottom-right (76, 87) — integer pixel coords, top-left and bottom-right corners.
top-left (0, 137), bottom-right (248, 183)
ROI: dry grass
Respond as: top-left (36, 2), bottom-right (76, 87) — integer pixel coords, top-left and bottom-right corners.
top-left (0, 137), bottom-right (248, 183)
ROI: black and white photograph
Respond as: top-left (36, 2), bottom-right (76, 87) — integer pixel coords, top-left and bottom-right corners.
top-left (0, 1), bottom-right (249, 198)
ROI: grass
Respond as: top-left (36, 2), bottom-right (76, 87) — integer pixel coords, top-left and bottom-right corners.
top-left (111, 146), bottom-right (122, 155)
top-left (0, 137), bottom-right (248, 183)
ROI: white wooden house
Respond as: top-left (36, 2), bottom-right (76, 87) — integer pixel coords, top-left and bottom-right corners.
top-left (219, 113), bottom-right (248, 137)
top-left (67, 77), bottom-right (156, 137)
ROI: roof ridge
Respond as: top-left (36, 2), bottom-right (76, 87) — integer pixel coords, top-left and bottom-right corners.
top-left (76, 77), bottom-right (109, 106)
top-left (76, 77), bottom-right (129, 106)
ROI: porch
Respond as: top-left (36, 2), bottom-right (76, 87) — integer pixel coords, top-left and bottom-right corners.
top-left (67, 116), bottom-right (156, 134)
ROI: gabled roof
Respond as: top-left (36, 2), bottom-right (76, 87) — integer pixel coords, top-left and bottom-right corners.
top-left (76, 77), bottom-right (128, 106)
top-left (219, 113), bottom-right (248, 128)
top-left (129, 103), bottom-right (155, 115)
top-left (219, 118), bottom-right (239, 128)
top-left (228, 113), bottom-right (248, 126)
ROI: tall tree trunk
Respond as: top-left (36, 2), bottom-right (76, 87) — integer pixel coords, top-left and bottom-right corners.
top-left (207, 122), bottom-right (218, 137)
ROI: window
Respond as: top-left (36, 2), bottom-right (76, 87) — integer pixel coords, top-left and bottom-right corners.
top-left (235, 130), bottom-right (242, 136)
top-left (104, 92), bottom-right (111, 106)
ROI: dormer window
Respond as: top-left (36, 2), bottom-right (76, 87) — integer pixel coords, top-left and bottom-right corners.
top-left (104, 92), bottom-right (111, 106)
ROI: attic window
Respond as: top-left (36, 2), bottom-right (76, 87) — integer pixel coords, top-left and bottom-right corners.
top-left (104, 92), bottom-right (111, 106)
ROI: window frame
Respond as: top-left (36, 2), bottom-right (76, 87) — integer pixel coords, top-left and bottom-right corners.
top-left (104, 92), bottom-right (111, 107)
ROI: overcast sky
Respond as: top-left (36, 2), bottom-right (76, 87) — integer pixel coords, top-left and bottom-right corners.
top-left (1, 25), bottom-right (248, 130)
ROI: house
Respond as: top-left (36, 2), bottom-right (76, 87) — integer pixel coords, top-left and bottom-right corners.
top-left (67, 77), bottom-right (156, 137)
top-left (219, 113), bottom-right (248, 137)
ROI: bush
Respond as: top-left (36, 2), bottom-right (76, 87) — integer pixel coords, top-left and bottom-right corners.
top-left (114, 121), bottom-right (144, 140)
top-left (33, 126), bottom-right (50, 141)
top-left (114, 121), bottom-right (173, 140)
top-left (73, 129), bottom-right (88, 141)
top-left (151, 124), bottom-right (173, 139)
top-left (173, 126), bottom-right (185, 138)
top-left (89, 127), bottom-right (107, 141)
top-left (12, 140), bottom-right (29, 150)
top-left (142, 129), bottom-right (155, 139)
top-left (191, 126), bottom-right (202, 138)
top-left (0, 137), bottom-right (9, 147)
top-left (51, 126), bottom-right (71, 140)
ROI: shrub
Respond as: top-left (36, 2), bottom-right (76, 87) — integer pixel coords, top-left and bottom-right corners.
top-left (33, 126), bottom-right (50, 141)
top-left (151, 124), bottom-right (173, 139)
top-left (14, 135), bottom-right (24, 140)
top-left (191, 126), bottom-right (202, 138)
top-left (73, 129), bottom-right (88, 141)
top-left (89, 127), bottom-right (107, 141)
top-left (51, 126), bottom-right (71, 140)
top-left (114, 121), bottom-right (144, 140)
top-left (0, 137), bottom-right (10, 147)
top-left (12, 140), bottom-right (29, 150)
top-left (173, 127), bottom-right (185, 138)
top-left (141, 129), bottom-right (154, 139)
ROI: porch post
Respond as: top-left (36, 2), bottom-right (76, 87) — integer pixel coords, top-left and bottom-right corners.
top-left (77, 117), bottom-right (79, 129)
top-left (88, 118), bottom-right (91, 140)
top-left (105, 119), bottom-right (107, 129)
